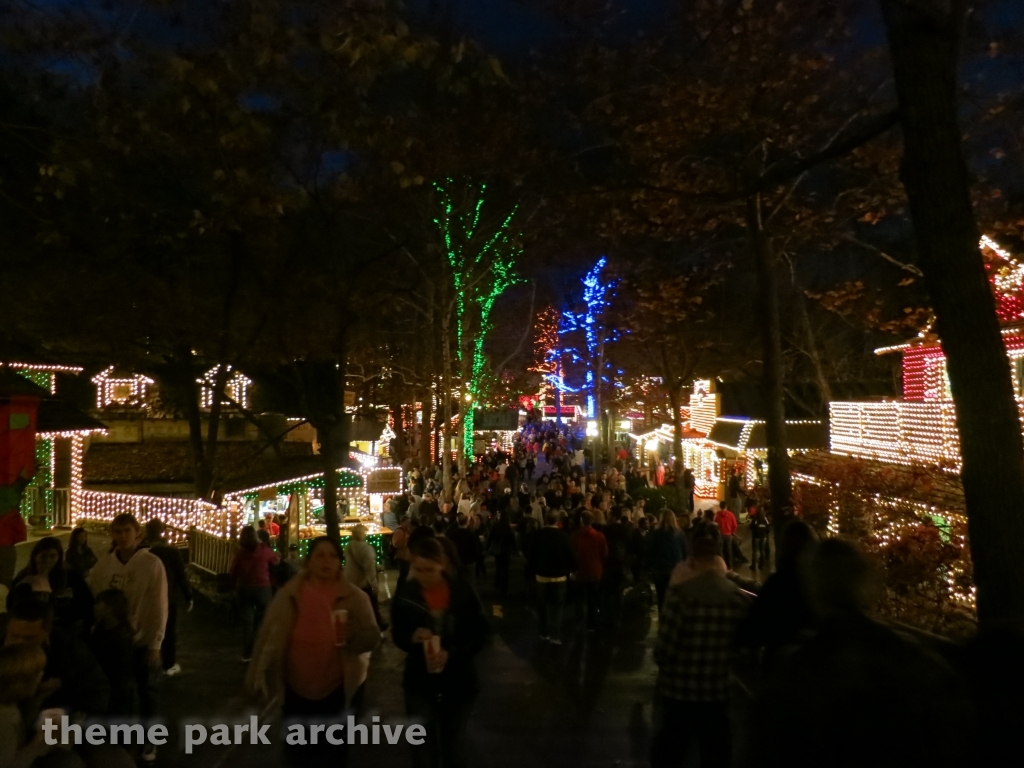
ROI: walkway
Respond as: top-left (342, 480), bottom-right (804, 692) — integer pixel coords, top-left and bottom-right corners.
top-left (156, 561), bottom-right (662, 768)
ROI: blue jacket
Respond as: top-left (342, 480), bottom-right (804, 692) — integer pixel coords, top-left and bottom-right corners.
top-left (648, 528), bottom-right (687, 573)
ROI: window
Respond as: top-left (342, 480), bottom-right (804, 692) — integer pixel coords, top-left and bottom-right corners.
top-left (111, 383), bottom-right (132, 403)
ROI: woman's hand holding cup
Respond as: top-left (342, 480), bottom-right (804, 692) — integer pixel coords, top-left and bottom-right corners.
top-left (425, 634), bottom-right (446, 673)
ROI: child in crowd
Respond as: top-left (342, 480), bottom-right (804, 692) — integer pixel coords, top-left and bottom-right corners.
top-left (0, 642), bottom-right (68, 768)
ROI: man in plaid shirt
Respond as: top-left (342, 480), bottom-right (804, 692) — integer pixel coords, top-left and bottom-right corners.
top-left (651, 536), bottom-right (750, 768)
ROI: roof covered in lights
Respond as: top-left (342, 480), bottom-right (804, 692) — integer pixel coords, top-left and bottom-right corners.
top-left (707, 417), bottom-right (828, 451)
top-left (37, 400), bottom-right (107, 436)
top-left (0, 369), bottom-right (106, 436)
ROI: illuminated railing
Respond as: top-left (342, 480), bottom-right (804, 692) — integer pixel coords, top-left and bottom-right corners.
top-left (74, 490), bottom-right (236, 544)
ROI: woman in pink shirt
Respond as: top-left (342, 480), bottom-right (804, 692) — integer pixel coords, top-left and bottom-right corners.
top-left (246, 536), bottom-right (380, 768)
top-left (230, 526), bottom-right (278, 661)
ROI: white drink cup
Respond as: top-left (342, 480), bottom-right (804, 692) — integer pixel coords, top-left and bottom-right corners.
top-left (333, 608), bottom-right (348, 646)
top-left (425, 634), bottom-right (442, 672)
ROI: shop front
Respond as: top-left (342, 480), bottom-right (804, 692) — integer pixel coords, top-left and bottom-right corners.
top-left (223, 466), bottom-right (399, 566)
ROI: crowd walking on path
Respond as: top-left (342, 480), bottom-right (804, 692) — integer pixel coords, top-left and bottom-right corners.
top-left (0, 410), bottom-right (1003, 768)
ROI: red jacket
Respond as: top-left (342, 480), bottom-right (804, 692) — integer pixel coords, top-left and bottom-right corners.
top-left (572, 526), bottom-right (609, 583)
top-left (230, 544), bottom-right (279, 588)
top-left (715, 509), bottom-right (738, 537)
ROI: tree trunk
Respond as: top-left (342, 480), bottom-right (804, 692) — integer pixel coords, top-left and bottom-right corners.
top-left (555, 358), bottom-right (563, 428)
top-left (433, 404), bottom-right (442, 466)
top-left (321, 422), bottom-right (339, 541)
top-left (183, 386), bottom-right (212, 500)
top-left (882, 0), bottom-right (1024, 629)
top-left (456, 314), bottom-right (476, 476)
top-left (202, 363), bottom-right (231, 502)
top-left (441, 310), bottom-right (455, 501)
top-left (596, 340), bottom-right (606, 464)
top-left (748, 194), bottom-right (793, 544)
top-left (390, 379), bottom-right (406, 465)
top-left (295, 351), bottom-right (346, 541)
top-left (660, 343), bottom-right (686, 470)
top-left (668, 384), bottom-right (684, 470)
top-left (793, 275), bottom-right (833, 411)
top-left (458, 345), bottom-right (472, 475)
top-left (606, 402), bottom-right (617, 465)
top-left (170, 349), bottom-right (214, 501)
top-left (326, 321), bottom-right (350, 541)
top-left (419, 383), bottom-right (433, 470)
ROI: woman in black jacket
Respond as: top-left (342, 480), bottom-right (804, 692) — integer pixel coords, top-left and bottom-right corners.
top-left (391, 537), bottom-right (489, 768)
top-left (12, 536), bottom-right (93, 635)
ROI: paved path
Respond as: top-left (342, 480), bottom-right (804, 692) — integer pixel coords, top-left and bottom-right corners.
top-left (154, 562), bottom-right (661, 768)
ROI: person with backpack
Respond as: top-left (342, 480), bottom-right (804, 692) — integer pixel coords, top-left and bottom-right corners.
top-left (143, 519), bottom-right (192, 677)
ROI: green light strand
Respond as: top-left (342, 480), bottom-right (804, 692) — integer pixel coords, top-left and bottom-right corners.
top-left (16, 370), bottom-right (54, 393)
top-left (276, 469), bottom-right (364, 497)
top-left (432, 179), bottom-right (522, 458)
top-left (297, 531), bottom-right (391, 567)
top-left (20, 438), bottom-right (53, 523)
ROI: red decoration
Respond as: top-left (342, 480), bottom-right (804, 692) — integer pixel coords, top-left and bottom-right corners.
top-left (0, 395), bottom-right (39, 489)
top-left (901, 238), bottom-right (1024, 401)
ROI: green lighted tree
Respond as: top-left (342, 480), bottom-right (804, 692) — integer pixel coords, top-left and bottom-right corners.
top-left (432, 179), bottom-right (522, 472)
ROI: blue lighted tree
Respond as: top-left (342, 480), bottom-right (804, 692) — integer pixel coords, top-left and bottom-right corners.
top-left (559, 257), bottom-right (620, 421)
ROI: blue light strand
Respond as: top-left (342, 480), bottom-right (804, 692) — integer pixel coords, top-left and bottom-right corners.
top-left (558, 257), bottom-right (619, 420)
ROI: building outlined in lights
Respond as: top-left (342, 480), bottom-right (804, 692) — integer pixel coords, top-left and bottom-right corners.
top-left (0, 362), bottom-right (106, 530)
top-left (629, 379), bottom-right (827, 500)
top-left (791, 237), bottom-right (1024, 609)
top-left (829, 237), bottom-right (1024, 470)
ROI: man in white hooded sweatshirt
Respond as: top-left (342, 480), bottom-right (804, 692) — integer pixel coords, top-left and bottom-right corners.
top-left (88, 513), bottom-right (167, 760)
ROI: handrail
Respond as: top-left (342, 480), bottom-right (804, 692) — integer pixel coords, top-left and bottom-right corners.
top-left (22, 488), bottom-right (72, 529)
top-left (189, 529), bottom-right (237, 575)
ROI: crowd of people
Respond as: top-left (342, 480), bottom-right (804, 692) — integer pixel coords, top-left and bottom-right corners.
top-left (0, 412), bottom-right (995, 768)
top-left (1, 515), bottom-right (183, 767)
